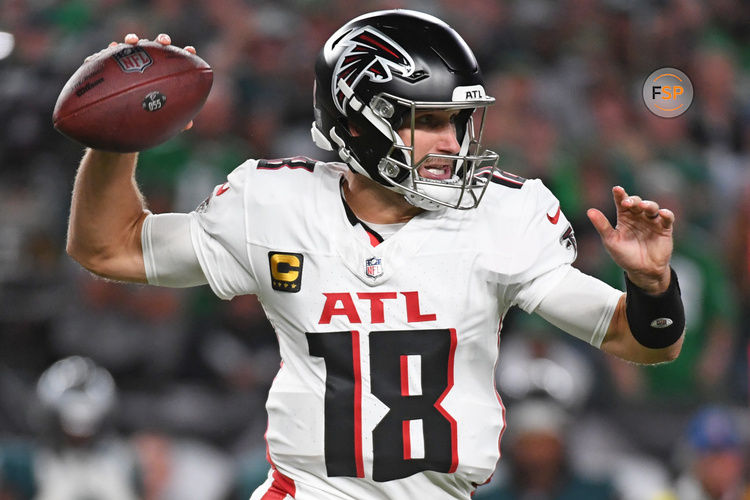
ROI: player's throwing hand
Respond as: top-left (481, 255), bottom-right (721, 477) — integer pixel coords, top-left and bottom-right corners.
top-left (586, 186), bottom-right (675, 294)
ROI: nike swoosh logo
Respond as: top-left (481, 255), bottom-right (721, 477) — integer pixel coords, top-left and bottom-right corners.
top-left (215, 182), bottom-right (230, 196)
top-left (547, 206), bottom-right (561, 224)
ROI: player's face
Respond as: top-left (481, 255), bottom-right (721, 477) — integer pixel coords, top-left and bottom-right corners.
top-left (398, 110), bottom-right (461, 181)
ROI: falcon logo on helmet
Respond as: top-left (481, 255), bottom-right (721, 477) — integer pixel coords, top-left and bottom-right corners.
top-left (331, 27), bottom-right (415, 115)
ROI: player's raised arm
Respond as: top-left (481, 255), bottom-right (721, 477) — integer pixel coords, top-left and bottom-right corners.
top-left (67, 148), bottom-right (148, 282)
top-left (65, 34), bottom-right (202, 283)
top-left (588, 186), bottom-right (685, 364)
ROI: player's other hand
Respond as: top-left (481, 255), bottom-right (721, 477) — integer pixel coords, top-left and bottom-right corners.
top-left (84, 34), bottom-right (197, 131)
top-left (587, 186), bottom-right (674, 294)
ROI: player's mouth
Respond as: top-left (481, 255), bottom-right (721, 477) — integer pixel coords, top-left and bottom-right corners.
top-left (417, 162), bottom-right (453, 181)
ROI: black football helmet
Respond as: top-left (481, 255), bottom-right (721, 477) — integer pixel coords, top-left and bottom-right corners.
top-left (312, 9), bottom-right (499, 210)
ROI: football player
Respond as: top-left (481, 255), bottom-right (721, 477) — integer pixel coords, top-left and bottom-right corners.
top-left (65, 10), bottom-right (685, 500)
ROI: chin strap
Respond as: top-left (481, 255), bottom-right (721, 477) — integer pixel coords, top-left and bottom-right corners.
top-left (327, 126), bottom-right (372, 179)
top-left (403, 190), bottom-right (444, 211)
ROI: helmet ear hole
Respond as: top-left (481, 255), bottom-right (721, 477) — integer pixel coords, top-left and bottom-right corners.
top-left (348, 122), bottom-right (362, 137)
top-left (389, 105), bottom-right (409, 132)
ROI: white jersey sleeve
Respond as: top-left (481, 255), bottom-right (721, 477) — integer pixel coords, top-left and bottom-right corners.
top-left (142, 212), bottom-right (207, 287)
top-left (479, 178), bottom-right (622, 347)
top-left (534, 266), bottom-right (623, 347)
top-left (497, 179), bottom-right (579, 312)
top-left (188, 160), bottom-right (261, 300)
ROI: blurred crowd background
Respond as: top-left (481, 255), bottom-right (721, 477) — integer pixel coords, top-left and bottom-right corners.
top-left (1, 0), bottom-right (749, 499)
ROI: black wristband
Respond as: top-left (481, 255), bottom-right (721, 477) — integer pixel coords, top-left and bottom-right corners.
top-left (625, 268), bottom-right (685, 349)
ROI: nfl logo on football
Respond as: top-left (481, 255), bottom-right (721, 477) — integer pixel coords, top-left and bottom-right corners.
top-left (114, 46), bottom-right (153, 73)
top-left (365, 257), bottom-right (383, 279)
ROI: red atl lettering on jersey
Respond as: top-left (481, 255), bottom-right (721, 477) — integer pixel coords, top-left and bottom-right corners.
top-left (356, 292), bottom-right (398, 323)
top-left (318, 291), bottom-right (436, 324)
top-left (318, 293), bottom-right (361, 324)
top-left (402, 291), bottom-right (437, 322)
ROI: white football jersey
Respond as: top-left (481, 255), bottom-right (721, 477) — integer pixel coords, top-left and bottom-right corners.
top-left (188, 158), bottom-right (579, 500)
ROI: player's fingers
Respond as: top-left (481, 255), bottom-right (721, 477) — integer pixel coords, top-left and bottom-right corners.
top-left (612, 186), bottom-right (628, 205)
top-left (587, 208), bottom-right (615, 240)
top-left (184, 45), bottom-right (197, 54)
top-left (640, 199), bottom-right (660, 219)
top-left (621, 195), bottom-right (644, 213)
top-left (108, 41), bottom-right (118, 48)
top-left (183, 120), bottom-right (194, 131)
top-left (657, 208), bottom-right (675, 230)
top-left (156, 33), bottom-right (171, 46)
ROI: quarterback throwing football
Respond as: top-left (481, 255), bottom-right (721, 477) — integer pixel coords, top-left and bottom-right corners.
top-left (66, 10), bottom-right (684, 500)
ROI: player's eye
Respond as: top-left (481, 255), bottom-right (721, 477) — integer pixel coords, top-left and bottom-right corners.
top-left (415, 112), bottom-right (454, 129)
top-left (415, 114), bottom-right (437, 126)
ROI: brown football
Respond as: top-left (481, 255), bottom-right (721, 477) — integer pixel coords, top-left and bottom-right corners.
top-left (53, 41), bottom-right (213, 152)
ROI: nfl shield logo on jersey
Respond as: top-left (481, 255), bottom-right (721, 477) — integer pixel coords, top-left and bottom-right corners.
top-left (365, 257), bottom-right (383, 279)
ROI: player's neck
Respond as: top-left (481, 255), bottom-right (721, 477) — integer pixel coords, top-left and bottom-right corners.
top-left (342, 170), bottom-right (423, 224)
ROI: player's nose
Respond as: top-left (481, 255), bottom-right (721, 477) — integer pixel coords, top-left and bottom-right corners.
top-left (436, 124), bottom-right (461, 154)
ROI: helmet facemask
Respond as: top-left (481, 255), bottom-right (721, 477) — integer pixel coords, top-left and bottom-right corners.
top-left (369, 94), bottom-right (500, 210)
